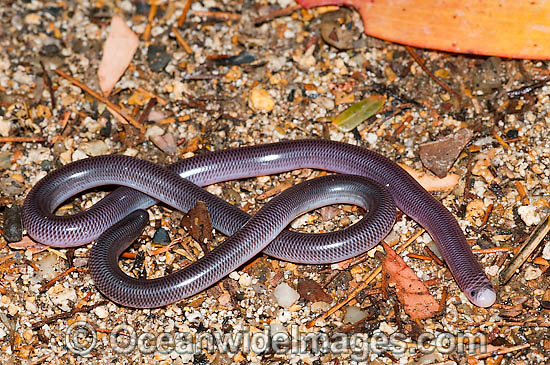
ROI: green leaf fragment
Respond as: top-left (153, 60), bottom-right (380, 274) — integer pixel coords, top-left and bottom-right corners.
top-left (332, 95), bottom-right (385, 132)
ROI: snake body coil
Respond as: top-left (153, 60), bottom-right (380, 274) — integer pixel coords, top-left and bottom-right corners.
top-left (23, 139), bottom-right (496, 308)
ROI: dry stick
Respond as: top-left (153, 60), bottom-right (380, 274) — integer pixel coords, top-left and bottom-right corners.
top-left (39, 60), bottom-right (56, 109)
top-left (253, 4), bottom-right (301, 25)
top-left (172, 27), bottom-right (193, 54)
top-left (405, 46), bottom-right (462, 104)
top-left (38, 266), bottom-right (87, 293)
top-left (31, 300), bottom-right (108, 329)
top-left (136, 97), bottom-right (158, 126)
top-left (0, 136), bottom-right (47, 143)
top-left (306, 229), bottom-right (425, 328)
top-left (177, 0), bottom-right (194, 27)
top-left (192, 10), bottom-right (241, 20)
top-left (54, 69), bottom-right (145, 132)
top-left (142, 3), bottom-right (158, 41)
top-left (499, 214), bottom-right (550, 285)
top-left (471, 343), bottom-right (531, 360)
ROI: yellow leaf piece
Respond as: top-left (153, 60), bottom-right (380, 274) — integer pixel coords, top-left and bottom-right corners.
top-left (332, 95), bottom-right (385, 132)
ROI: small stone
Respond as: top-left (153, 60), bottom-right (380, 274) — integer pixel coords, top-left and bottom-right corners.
top-left (152, 228), bottom-right (171, 244)
top-left (94, 305), bottom-right (109, 319)
top-left (344, 306), bottom-right (368, 323)
top-left (0, 151), bottom-right (12, 169)
top-left (24, 12), bottom-right (41, 25)
top-left (80, 140), bottom-right (109, 156)
top-left (71, 149), bottom-right (88, 161)
top-left (150, 133), bottom-right (177, 155)
top-left (22, 330), bottom-right (33, 343)
top-left (238, 273), bottom-right (252, 287)
top-left (419, 128), bottom-right (473, 178)
top-left (145, 125), bottom-right (164, 138)
top-left (147, 45), bottom-right (171, 72)
top-left (248, 88), bottom-right (275, 113)
top-left (273, 282), bottom-right (300, 308)
top-left (25, 300), bottom-right (38, 313)
top-left (517, 205), bottom-right (541, 226)
top-left (524, 266), bottom-right (542, 280)
top-left (2, 205), bottom-right (23, 242)
top-left (0, 120), bottom-right (11, 137)
top-left (47, 284), bottom-right (77, 311)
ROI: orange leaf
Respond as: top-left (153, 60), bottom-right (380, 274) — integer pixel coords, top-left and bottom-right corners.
top-left (298, 0), bottom-right (550, 59)
top-left (381, 242), bottom-right (439, 320)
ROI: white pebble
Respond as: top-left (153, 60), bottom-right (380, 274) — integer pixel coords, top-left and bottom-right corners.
top-left (273, 283), bottom-right (300, 308)
top-left (0, 120), bottom-right (11, 137)
top-left (518, 205), bottom-right (541, 226)
top-left (145, 125), bottom-right (164, 138)
top-left (344, 306), bottom-right (368, 323)
top-left (94, 305), bottom-right (109, 319)
top-left (525, 266), bottom-right (542, 280)
top-left (543, 242), bottom-right (550, 260)
top-left (238, 273), bottom-right (252, 287)
top-left (71, 149), bottom-right (88, 161)
top-left (229, 271), bottom-right (240, 281)
top-left (81, 140), bottom-right (109, 156)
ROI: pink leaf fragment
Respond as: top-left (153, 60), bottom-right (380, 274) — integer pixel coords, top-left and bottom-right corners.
top-left (98, 16), bottom-right (139, 96)
top-left (382, 242), bottom-right (439, 320)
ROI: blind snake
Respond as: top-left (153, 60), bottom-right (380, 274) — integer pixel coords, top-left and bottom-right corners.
top-left (23, 139), bottom-right (496, 308)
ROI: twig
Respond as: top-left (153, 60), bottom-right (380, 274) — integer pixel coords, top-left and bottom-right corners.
top-left (470, 343), bottom-right (530, 360)
top-left (191, 10), bottom-right (241, 20)
top-left (0, 136), bottom-right (47, 143)
top-left (253, 4), bottom-right (301, 25)
top-left (39, 60), bottom-right (56, 109)
top-left (424, 247), bottom-right (444, 266)
top-left (38, 266), bottom-right (87, 293)
top-left (177, 0), bottom-right (194, 27)
top-left (499, 214), bottom-right (550, 285)
top-left (54, 69), bottom-right (144, 132)
top-left (142, 3), bottom-right (157, 41)
top-left (31, 300), bottom-right (108, 329)
top-left (405, 46), bottom-right (462, 104)
top-left (172, 27), bottom-right (193, 54)
top-left (136, 97), bottom-right (158, 126)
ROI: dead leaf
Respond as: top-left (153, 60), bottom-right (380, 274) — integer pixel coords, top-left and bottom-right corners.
top-left (98, 16), bottom-right (139, 96)
top-left (399, 163), bottom-right (459, 192)
top-left (8, 236), bottom-right (48, 252)
top-left (381, 242), bottom-right (439, 320)
top-left (180, 201), bottom-right (213, 252)
top-left (419, 128), bottom-right (473, 178)
top-left (297, 0), bottom-right (550, 59)
top-left (297, 278), bottom-right (333, 303)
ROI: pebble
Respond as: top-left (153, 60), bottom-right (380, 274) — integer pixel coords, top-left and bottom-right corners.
top-left (344, 306), bottom-right (368, 323)
top-left (146, 125), bottom-right (164, 138)
top-left (94, 305), bottom-right (109, 319)
top-left (238, 273), bottom-right (252, 287)
top-left (0, 151), bottom-right (12, 169)
top-left (272, 283), bottom-right (300, 308)
top-left (47, 285), bottom-right (77, 311)
top-left (24, 300), bottom-right (38, 313)
top-left (2, 205), bottom-right (23, 242)
top-left (0, 120), bottom-right (11, 136)
top-left (152, 228), bottom-right (171, 244)
top-left (147, 45), bottom-right (171, 72)
top-left (80, 140), bottom-right (109, 156)
top-left (543, 242), bottom-right (550, 260)
top-left (0, 177), bottom-right (25, 196)
top-left (517, 205), bottom-right (541, 226)
top-left (71, 149), bottom-right (88, 161)
top-left (524, 266), bottom-right (542, 280)
top-left (248, 88), bottom-right (275, 113)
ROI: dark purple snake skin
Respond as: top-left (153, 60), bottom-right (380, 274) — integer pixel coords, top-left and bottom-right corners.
top-left (22, 139), bottom-right (496, 308)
